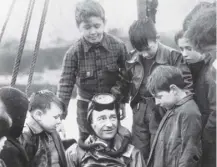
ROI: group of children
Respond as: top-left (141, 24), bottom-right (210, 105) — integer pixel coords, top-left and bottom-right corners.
top-left (0, 88), bottom-right (67, 167)
top-left (0, 0), bottom-right (215, 166)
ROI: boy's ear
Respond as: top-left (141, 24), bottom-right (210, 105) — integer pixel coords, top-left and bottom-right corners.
top-left (32, 109), bottom-right (43, 121)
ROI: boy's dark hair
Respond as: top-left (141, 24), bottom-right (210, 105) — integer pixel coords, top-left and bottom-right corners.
top-left (29, 90), bottom-right (65, 114)
top-left (183, 2), bottom-right (214, 31)
top-left (0, 87), bottom-right (28, 138)
top-left (185, 7), bottom-right (216, 52)
top-left (147, 65), bottom-right (185, 95)
top-left (174, 30), bottom-right (184, 45)
top-left (75, 0), bottom-right (105, 26)
top-left (129, 18), bottom-right (157, 51)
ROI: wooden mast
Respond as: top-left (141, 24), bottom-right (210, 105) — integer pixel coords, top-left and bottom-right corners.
top-left (137, 0), bottom-right (158, 22)
top-left (137, 0), bottom-right (147, 20)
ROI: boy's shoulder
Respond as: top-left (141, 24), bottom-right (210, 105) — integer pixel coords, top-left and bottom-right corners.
top-left (176, 98), bottom-right (200, 116)
top-left (66, 34), bottom-right (126, 57)
top-left (158, 42), bottom-right (182, 58)
top-left (66, 39), bottom-right (84, 55)
top-left (104, 33), bottom-right (125, 45)
top-left (68, 33), bottom-right (125, 53)
top-left (159, 42), bottom-right (179, 53)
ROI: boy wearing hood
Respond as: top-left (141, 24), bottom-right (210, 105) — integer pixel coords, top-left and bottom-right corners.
top-left (0, 87), bottom-right (29, 167)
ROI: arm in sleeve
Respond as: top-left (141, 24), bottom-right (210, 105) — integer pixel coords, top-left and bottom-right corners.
top-left (130, 148), bottom-right (147, 167)
top-left (57, 47), bottom-right (78, 117)
top-left (18, 128), bottom-right (36, 163)
top-left (0, 146), bottom-right (24, 167)
top-left (115, 43), bottom-right (131, 103)
top-left (65, 144), bottom-right (79, 167)
top-left (131, 104), bottom-right (150, 161)
top-left (170, 51), bottom-right (193, 92)
top-left (179, 110), bottom-right (202, 167)
top-left (203, 74), bottom-right (216, 143)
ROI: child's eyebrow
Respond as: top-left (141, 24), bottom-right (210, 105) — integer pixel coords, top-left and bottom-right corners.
top-left (97, 115), bottom-right (106, 120)
top-left (53, 114), bottom-right (62, 118)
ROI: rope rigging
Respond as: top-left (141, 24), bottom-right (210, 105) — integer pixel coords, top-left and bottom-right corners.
top-left (0, 0), bottom-right (157, 94)
top-left (0, 0), bottom-right (17, 44)
top-left (10, 0), bottom-right (36, 87)
top-left (26, 0), bottom-right (50, 96)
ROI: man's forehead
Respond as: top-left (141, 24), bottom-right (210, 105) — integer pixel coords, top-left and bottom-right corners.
top-left (92, 109), bottom-right (116, 117)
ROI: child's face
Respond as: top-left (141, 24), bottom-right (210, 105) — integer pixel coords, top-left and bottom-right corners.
top-left (139, 40), bottom-right (158, 58)
top-left (153, 90), bottom-right (177, 109)
top-left (178, 37), bottom-right (204, 64)
top-left (78, 16), bottom-right (105, 44)
top-left (38, 102), bottom-right (62, 133)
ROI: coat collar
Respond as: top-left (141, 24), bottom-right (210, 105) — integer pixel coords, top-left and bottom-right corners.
top-left (85, 134), bottom-right (123, 151)
top-left (172, 93), bottom-right (193, 109)
top-left (126, 42), bottom-right (173, 66)
top-left (81, 134), bottom-right (133, 166)
top-left (26, 115), bottom-right (44, 134)
top-left (85, 134), bottom-right (134, 158)
top-left (51, 132), bottom-right (67, 167)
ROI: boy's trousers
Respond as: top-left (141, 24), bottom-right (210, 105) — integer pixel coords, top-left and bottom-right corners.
top-left (131, 98), bottom-right (165, 162)
top-left (76, 100), bottom-right (90, 140)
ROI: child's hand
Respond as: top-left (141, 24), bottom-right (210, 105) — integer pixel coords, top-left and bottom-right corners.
top-left (56, 123), bottom-right (66, 139)
top-left (119, 103), bottom-right (126, 120)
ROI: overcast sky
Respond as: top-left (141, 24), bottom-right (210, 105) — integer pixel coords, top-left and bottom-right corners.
top-left (0, 0), bottom-right (209, 48)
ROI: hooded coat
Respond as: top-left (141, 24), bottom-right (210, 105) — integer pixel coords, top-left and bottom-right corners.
top-left (66, 133), bottom-right (145, 167)
top-left (0, 87), bottom-right (29, 167)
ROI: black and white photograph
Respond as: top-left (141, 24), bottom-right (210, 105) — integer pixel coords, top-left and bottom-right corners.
top-left (0, 0), bottom-right (216, 166)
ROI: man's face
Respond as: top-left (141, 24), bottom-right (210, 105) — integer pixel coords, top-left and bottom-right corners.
top-left (0, 100), bottom-right (12, 138)
top-left (0, 137), bottom-right (7, 152)
top-left (79, 16), bottom-right (105, 44)
top-left (91, 109), bottom-right (118, 140)
top-left (153, 90), bottom-right (177, 109)
top-left (38, 102), bottom-right (62, 133)
top-left (178, 37), bottom-right (203, 64)
top-left (0, 100), bottom-right (11, 152)
top-left (139, 40), bottom-right (158, 58)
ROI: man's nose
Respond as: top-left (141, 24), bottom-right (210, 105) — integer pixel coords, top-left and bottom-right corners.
top-left (104, 119), bottom-right (113, 127)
